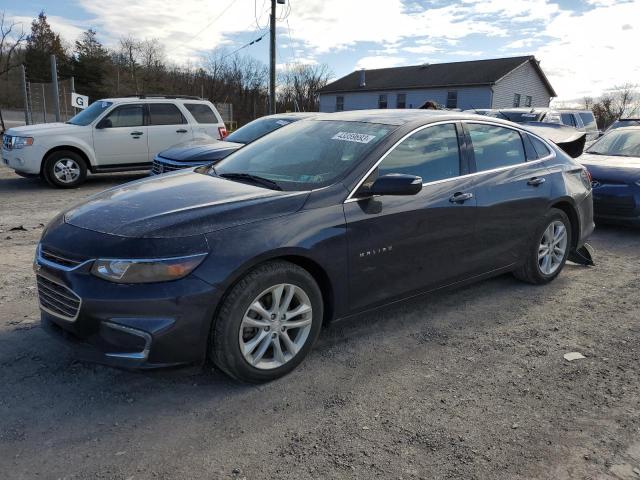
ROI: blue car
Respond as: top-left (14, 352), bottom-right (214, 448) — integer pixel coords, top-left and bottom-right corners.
top-left (36, 110), bottom-right (594, 383)
top-left (151, 112), bottom-right (316, 174)
top-left (579, 126), bottom-right (640, 225)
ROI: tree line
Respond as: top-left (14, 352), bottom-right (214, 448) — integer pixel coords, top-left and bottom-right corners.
top-left (0, 10), bottom-right (332, 127)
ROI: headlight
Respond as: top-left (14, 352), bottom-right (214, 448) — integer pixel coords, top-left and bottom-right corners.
top-left (91, 254), bottom-right (207, 283)
top-left (12, 136), bottom-right (34, 149)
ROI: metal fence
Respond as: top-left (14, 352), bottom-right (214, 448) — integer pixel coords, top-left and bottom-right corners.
top-left (26, 78), bottom-right (75, 124)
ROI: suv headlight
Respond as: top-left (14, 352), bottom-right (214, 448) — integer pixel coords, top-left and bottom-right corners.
top-left (11, 136), bottom-right (34, 149)
top-left (91, 254), bottom-right (207, 283)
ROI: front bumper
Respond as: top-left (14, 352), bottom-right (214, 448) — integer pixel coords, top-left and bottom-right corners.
top-left (35, 249), bottom-right (220, 369)
top-left (592, 183), bottom-right (640, 225)
top-left (2, 145), bottom-right (44, 174)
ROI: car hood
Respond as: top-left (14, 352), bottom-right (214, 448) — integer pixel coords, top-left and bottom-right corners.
top-left (64, 170), bottom-right (309, 238)
top-left (6, 123), bottom-right (82, 136)
top-left (158, 139), bottom-right (244, 162)
top-left (579, 153), bottom-right (640, 182)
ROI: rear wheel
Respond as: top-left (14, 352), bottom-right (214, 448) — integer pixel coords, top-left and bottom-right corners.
top-left (43, 150), bottom-right (87, 188)
top-left (514, 208), bottom-right (571, 284)
top-left (210, 261), bottom-right (323, 383)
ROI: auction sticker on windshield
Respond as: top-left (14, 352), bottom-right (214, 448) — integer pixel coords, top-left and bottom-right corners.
top-left (332, 132), bottom-right (376, 144)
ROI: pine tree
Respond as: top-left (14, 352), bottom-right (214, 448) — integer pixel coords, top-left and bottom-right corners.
top-left (24, 11), bottom-right (69, 82)
top-left (72, 29), bottom-right (109, 102)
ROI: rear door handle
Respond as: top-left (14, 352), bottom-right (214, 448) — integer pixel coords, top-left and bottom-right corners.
top-left (449, 192), bottom-right (474, 204)
top-left (176, 129), bottom-right (188, 133)
top-left (131, 131), bottom-right (144, 136)
top-left (527, 177), bottom-right (546, 186)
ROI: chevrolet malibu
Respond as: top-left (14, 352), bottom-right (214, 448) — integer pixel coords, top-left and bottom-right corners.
top-left (35, 110), bottom-right (595, 383)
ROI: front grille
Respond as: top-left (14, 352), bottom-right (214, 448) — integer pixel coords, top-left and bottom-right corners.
top-left (37, 275), bottom-right (81, 321)
top-left (2, 134), bottom-right (12, 150)
top-left (40, 248), bottom-right (85, 268)
top-left (152, 158), bottom-right (188, 175)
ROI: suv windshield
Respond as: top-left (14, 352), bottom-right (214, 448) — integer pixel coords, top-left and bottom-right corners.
top-left (226, 117), bottom-right (296, 145)
top-left (587, 129), bottom-right (640, 157)
top-left (214, 120), bottom-right (394, 190)
top-left (66, 101), bottom-right (113, 126)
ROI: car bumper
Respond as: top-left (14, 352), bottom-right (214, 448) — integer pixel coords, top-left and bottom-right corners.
top-left (36, 257), bottom-right (219, 369)
top-left (575, 191), bottom-right (595, 247)
top-left (2, 146), bottom-right (44, 174)
top-left (592, 185), bottom-right (640, 225)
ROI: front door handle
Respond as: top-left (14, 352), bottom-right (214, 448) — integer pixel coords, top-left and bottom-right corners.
top-left (449, 192), bottom-right (474, 204)
top-left (176, 129), bottom-right (188, 133)
top-left (131, 131), bottom-right (144, 136)
top-left (527, 177), bottom-right (546, 186)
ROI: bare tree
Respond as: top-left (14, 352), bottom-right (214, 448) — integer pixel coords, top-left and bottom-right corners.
top-left (119, 36), bottom-right (142, 93)
top-left (278, 63), bottom-right (331, 112)
top-left (589, 83), bottom-right (639, 129)
top-left (0, 11), bottom-right (26, 77)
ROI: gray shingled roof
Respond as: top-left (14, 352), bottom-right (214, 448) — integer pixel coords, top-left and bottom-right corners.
top-left (317, 56), bottom-right (556, 97)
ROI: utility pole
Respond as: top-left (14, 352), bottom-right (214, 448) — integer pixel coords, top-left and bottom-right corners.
top-left (20, 64), bottom-right (29, 125)
top-left (50, 55), bottom-right (61, 122)
top-left (269, 0), bottom-right (277, 114)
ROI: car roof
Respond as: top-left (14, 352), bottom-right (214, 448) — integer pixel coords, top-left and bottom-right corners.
top-left (315, 109), bottom-right (470, 125)
top-left (100, 97), bottom-right (210, 103)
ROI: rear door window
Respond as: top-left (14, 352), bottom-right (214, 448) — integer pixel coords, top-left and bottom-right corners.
top-left (148, 103), bottom-right (186, 125)
top-left (560, 113), bottom-right (576, 127)
top-left (184, 103), bottom-right (218, 124)
top-left (579, 112), bottom-right (598, 131)
top-left (378, 123), bottom-right (461, 183)
top-left (466, 123), bottom-right (526, 171)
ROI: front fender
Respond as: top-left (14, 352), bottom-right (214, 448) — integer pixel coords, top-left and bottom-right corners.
top-left (42, 136), bottom-right (96, 166)
top-left (196, 205), bottom-right (349, 319)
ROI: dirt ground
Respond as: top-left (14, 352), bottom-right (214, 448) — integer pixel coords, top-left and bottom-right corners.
top-left (0, 166), bottom-right (639, 480)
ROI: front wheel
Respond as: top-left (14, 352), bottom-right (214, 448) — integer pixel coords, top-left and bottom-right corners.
top-left (514, 208), bottom-right (572, 285)
top-left (210, 261), bottom-right (323, 383)
top-left (43, 150), bottom-right (87, 188)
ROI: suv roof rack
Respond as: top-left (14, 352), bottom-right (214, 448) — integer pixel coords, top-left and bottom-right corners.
top-left (122, 94), bottom-right (203, 100)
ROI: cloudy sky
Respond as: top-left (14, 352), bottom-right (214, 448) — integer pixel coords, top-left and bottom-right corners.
top-left (3, 0), bottom-right (639, 102)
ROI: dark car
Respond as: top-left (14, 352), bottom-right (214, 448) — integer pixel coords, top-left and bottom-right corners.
top-left (150, 112), bottom-right (316, 174)
top-left (579, 126), bottom-right (640, 225)
top-left (35, 110), bottom-right (594, 383)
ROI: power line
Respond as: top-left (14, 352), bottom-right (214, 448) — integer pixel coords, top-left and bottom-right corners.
top-left (221, 31), bottom-right (268, 59)
top-left (168, 0), bottom-right (239, 54)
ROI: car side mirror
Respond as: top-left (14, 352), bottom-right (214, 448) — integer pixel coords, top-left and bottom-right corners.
top-left (96, 118), bottom-right (112, 129)
top-left (369, 174), bottom-right (423, 196)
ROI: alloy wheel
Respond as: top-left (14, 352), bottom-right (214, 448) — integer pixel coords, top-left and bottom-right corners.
top-left (53, 158), bottom-right (81, 184)
top-left (538, 220), bottom-right (568, 275)
top-left (239, 283), bottom-right (313, 370)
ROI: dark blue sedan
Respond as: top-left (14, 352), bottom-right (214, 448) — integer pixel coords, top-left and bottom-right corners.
top-left (151, 112), bottom-right (316, 174)
top-left (35, 110), bottom-right (594, 383)
top-left (579, 127), bottom-right (640, 225)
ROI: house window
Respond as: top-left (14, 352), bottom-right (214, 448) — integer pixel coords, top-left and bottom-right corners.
top-left (513, 93), bottom-right (521, 107)
top-left (336, 96), bottom-right (344, 112)
top-left (396, 93), bottom-right (406, 109)
top-left (446, 91), bottom-right (458, 109)
top-left (525, 95), bottom-right (532, 107)
top-left (378, 94), bottom-right (388, 109)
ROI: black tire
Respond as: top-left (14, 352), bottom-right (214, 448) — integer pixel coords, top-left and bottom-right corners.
top-left (513, 208), bottom-right (572, 285)
top-left (43, 150), bottom-right (87, 188)
top-left (211, 260), bottom-right (323, 383)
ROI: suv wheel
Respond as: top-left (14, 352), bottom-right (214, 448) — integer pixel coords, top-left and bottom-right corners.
top-left (44, 150), bottom-right (87, 188)
top-left (514, 208), bottom-right (572, 284)
top-left (211, 260), bottom-right (323, 383)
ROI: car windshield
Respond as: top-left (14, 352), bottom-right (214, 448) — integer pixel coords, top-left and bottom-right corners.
top-left (66, 101), bottom-right (113, 126)
top-left (226, 117), bottom-right (298, 144)
top-left (213, 120), bottom-right (394, 190)
top-left (587, 129), bottom-right (640, 157)
top-left (487, 111), bottom-right (542, 123)
top-left (609, 119), bottom-right (640, 130)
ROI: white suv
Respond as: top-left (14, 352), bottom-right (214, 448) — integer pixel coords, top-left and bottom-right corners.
top-left (1, 95), bottom-right (227, 187)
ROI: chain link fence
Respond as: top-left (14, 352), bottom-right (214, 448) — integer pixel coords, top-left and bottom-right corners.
top-left (26, 78), bottom-right (75, 124)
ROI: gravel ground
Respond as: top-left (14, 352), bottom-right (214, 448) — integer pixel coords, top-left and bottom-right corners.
top-left (0, 166), bottom-right (639, 480)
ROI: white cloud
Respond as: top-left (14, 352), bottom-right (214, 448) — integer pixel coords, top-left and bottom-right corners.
top-left (355, 55), bottom-right (406, 70)
top-left (534, 0), bottom-right (640, 100)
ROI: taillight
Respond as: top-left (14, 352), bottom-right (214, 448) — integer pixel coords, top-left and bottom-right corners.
top-left (218, 126), bottom-right (228, 140)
